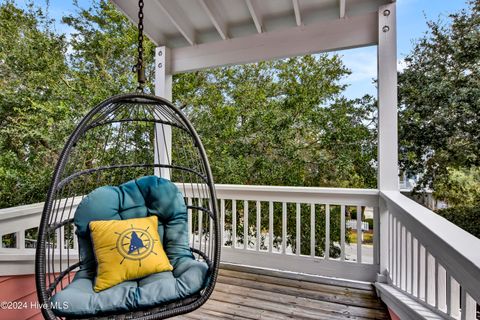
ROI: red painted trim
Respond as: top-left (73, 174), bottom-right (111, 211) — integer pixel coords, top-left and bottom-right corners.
top-left (388, 307), bottom-right (400, 320)
top-left (0, 273), bottom-right (73, 320)
top-left (0, 274), bottom-right (39, 320)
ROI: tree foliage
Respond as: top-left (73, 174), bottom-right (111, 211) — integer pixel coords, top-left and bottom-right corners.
top-left (0, 0), bottom-right (155, 208)
top-left (437, 205), bottom-right (480, 239)
top-left (0, 0), bottom-right (377, 209)
top-left (0, 1), bottom-right (72, 207)
top-left (398, 0), bottom-right (480, 201)
top-left (434, 167), bottom-right (480, 206)
top-left (174, 58), bottom-right (377, 189)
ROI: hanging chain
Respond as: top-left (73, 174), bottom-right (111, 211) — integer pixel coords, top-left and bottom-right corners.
top-left (135, 0), bottom-right (146, 92)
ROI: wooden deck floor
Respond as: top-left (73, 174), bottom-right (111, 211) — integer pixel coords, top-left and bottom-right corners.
top-left (175, 266), bottom-right (390, 320)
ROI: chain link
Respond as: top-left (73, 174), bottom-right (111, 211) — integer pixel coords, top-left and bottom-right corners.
top-left (135, 0), bottom-right (146, 92)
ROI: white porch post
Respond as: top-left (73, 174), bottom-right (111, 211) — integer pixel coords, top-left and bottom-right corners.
top-left (154, 46), bottom-right (173, 179)
top-left (377, 3), bottom-right (398, 191)
top-left (377, 2), bottom-right (398, 280)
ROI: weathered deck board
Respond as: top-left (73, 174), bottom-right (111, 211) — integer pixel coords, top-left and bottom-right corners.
top-left (175, 267), bottom-right (389, 320)
top-left (0, 267), bottom-right (388, 320)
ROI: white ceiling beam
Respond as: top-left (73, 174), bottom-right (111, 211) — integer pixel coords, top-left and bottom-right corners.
top-left (154, 0), bottom-right (196, 45)
top-left (198, 0), bottom-right (228, 40)
top-left (170, 11), bottom-right (377, 74)
top-left (110, 0), bottom-right (164, 45)
top-left (245, 0), bottom-right (263, 33)
top-left (292, 0), bottom-right (302, 26)
top-left (339, 0), bottom-right (346, 18)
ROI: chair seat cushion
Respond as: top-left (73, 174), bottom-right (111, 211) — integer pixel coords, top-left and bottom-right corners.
top-left (51, 257), bottom-right (208, 317)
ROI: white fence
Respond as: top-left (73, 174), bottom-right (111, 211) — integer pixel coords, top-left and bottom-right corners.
top-left (182, 184), bottom-right (380, 282)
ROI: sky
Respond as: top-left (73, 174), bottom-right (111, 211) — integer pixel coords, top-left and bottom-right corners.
top-left (11, 0), bottom-right (471, 99)
top-left (338, 0), bottom-right (470, 99)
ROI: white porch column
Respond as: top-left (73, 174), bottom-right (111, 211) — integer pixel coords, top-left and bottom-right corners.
top-left (154, 46), bottom-right (173, 179)
top-left (377, 3), bottom-right (398, 191)
top-left (377, 2), bottom-right (398, 280)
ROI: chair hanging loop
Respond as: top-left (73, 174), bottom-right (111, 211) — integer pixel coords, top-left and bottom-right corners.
top-left (135, 0), bottom-right (146, 92)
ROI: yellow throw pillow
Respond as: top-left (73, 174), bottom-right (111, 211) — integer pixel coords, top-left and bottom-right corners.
top-left (89, 215), bottom-right (173, 292)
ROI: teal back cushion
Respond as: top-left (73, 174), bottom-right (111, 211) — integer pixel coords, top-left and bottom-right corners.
top-left (74, 176), bottom-right (192, 278)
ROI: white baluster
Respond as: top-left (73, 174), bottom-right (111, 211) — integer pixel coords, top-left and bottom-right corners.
top-left (325, 204), bottom-right (330, 260)
top-left (448, 276), bottom-right (460, 318)
top-left (419, 244), bottom-right (426, 300)
top-left (356, 205), bottom-right (362, 263)
top-left (17, 230), bottom-right (25, 250)
top-left (282, 202), bottom-right (287, 255)
top-left (412, 237), bottom-right (418, 297)
top-left (188, 197), bottom-right (193, 245)
top-left (244, 200), bottom-right (248, 250)
top-left (268, 201), bottom-right (273, 253)
top-left (232, 200), bottom-right (237, 248)
top-left (436, 263), bottom-right (447, 312)
top-left (256, 201), bottom-right (261, 252)
top-left (340, 205), bottom-right (345, 261)
top-left (426, 251), bottom-right (436, 306)
top-left (373, 206), bottom-right (379, 265)
top-left (220, 199), bottom-right (225, 247)
top-left (296, 203), bottom-right (301, 256)
top-left (461, 291), bottom-right (476, 320)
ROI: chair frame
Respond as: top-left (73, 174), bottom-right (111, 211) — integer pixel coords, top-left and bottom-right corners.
top-left (35, 93), bottom-right (220, 320)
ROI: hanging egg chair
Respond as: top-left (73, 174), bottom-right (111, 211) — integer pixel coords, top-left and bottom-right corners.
top-left (35, 1), bottom-right (220, 319)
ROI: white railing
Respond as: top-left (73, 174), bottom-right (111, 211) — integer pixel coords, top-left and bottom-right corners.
top-left (182, 184), bottom-right (380, 282)
top-left (0, 185), bottom-right (380, 281)
top-left (2, 185), bottom-right (479, 318)
top-left (0, 199), bottom-right (81, 275)
top-left (379, 191), bottom-right (480, 320)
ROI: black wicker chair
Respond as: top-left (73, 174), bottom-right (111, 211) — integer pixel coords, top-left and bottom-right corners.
top-left (35, 93), bottom-right (220, 319)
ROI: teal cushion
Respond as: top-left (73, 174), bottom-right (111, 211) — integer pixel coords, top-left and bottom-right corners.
top-left (51, 176), bottom-right (209, 317)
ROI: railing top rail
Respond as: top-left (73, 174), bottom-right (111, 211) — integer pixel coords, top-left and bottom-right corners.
top-left (0, 186), bottom-right (380, 224)
top-left (0, 201), bottom-right (45, 221)
top-left (0, 197), bottom-right (83, 222)
top-left (209, 184), bottom-right (379, 195)
top-left (180, 184), bottom-right (380, 206)
top-left (381, 190), bottom-right (480, 303)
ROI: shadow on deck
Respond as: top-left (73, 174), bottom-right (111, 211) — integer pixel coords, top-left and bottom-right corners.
top-left (175, 265), bottom-right (389, 320)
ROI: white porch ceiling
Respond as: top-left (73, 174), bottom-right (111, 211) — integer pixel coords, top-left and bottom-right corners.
top-left (112, 0), bottom-right (394, 73)
top-left (113, 0), bottom-right (392, 47)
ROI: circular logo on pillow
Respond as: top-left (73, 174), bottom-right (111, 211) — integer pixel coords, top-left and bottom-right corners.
top-left (115, 224), bottom-right (157, 266)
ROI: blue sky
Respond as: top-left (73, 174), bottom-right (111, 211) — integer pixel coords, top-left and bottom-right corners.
top-left (11, 0), bottom-right (470, 99)
top-left (339, 0), bottom-right (470, 98)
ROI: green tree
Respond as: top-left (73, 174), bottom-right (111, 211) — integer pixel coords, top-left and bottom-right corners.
top-left (173, 57), bottom-right (377, 189)
top-left (434, 167), bottom-right (480, 207)
top-left (0, 0), bottom-right (155, 208)
top-left (0, 1), bottom-right (72, 207)
top-left (62, 0), bottom-right (156, 104)
top-left (398, 0), bottom-right (480, 198)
